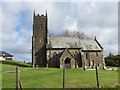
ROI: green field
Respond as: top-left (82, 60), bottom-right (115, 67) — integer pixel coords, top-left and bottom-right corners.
top-left (1, 60), bottom-right (119, 89)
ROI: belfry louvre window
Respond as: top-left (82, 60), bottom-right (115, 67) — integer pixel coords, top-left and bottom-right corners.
top-left (39, 24), bottom-right (42, 29)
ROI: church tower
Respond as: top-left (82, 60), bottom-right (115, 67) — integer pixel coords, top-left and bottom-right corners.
top-left (32, 11), bottom-right (48, 67)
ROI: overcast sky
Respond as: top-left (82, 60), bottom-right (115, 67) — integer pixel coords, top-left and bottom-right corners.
top-left (1, 1), bottom-right (118, 62)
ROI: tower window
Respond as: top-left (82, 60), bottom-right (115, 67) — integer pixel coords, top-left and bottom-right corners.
top-left (39, 24), bottom-right (42, 29)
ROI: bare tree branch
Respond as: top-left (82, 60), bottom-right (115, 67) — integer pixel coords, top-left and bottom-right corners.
top-left (58, 30), bottom-right (92, 39)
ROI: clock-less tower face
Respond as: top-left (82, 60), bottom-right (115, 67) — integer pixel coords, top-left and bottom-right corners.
top-left (34, 14), bottom-right (47, 39)
top-left (32, 12), bottom-right (47, 67)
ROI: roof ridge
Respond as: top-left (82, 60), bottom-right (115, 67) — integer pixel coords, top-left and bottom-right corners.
top-left (0, 51), bottom-right (13, 56)
top-left (48, 36), bottom-right (94, 40)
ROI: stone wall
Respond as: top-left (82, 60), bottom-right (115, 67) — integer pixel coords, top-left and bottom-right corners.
top-left (47, 49), bottom-right (104, 68)
top-left (47, 49), bottom-right (82, 68)
top-left (32, 13), bottom-right (47, 67)
top-left (82, 51), bottom-right (104, 68)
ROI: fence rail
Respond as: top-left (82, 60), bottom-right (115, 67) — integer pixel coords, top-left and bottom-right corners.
top-left (2, 66), bottom-right (101, 88)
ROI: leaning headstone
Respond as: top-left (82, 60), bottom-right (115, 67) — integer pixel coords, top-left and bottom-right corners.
top-left (102, 62), bottom-right (107, 70)
top-left (103, 65), bottom-right (107, 70)
top-left (83, 66), bottom-right (87, 70)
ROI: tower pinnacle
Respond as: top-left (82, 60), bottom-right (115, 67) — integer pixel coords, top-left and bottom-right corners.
top-left (46, 10), bottom-right (47, 17)
top-left (34, 10), bottom-right (35, 17)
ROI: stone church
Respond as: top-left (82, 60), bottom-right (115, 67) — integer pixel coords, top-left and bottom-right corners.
top-left (32, 11), bottom-right (105, 68)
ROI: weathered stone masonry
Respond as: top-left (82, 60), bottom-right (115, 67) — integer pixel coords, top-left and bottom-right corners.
top-left (32, 11), bottom-right (105, 68)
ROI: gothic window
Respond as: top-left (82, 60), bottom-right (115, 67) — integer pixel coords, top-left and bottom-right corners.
top-left (53, 52), bottom-right (58, 61)
top-left (98, 63), bottom-right (99, 66)
top-left (86, 52), bottom-right (89, 59)
top-left (53, 52), bottom-right (57, 56)
top-left (74, 52), bottom-right (78, 60)
top-left (91, 60), bottom-right (94, 67)
top-left (96, 52), bottom-right (98, 57)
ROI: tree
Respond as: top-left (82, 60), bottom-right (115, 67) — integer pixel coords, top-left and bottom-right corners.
top-left (104, 54), bottom-right (119, 66)
top-left (109, 52), bottom-right (114, 56)
top-left (58, 30), bottom-right (92, 39)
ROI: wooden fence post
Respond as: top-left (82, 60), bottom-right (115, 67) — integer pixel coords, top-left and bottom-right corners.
top-left (16, 67), bottom-right (19, 90)
top-left (63, 67), bottom-right (66, 88)
top-left (95, 65), bottom-right (100, 88)
top-left (19, 79), bottom-right (22, 90)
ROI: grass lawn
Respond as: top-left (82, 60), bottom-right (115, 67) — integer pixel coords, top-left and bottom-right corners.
top-left (1, 60), bottom-right (119, 88)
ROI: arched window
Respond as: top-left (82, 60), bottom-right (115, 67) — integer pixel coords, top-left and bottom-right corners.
top-left (53, 52), bottom-right (57, 56)
top-left (86, 53), bottom-right (89, 59)
top-left (96, 52), bottom-right (98, 57)
top-left (74, 52), bottom-right (78, 60)
top-left (98, 63), bottom-right (99, 66)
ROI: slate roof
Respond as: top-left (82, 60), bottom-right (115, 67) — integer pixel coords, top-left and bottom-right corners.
top-left (47, 36), bottom-right (103, 51)
top-left (0, 51), bottom-right (13, 57)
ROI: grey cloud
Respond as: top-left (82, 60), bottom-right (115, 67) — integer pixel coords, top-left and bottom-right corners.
top-left (74, 2), bottom-right (118, 29)
top-left (2, 2), bottom-right (118, 62)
